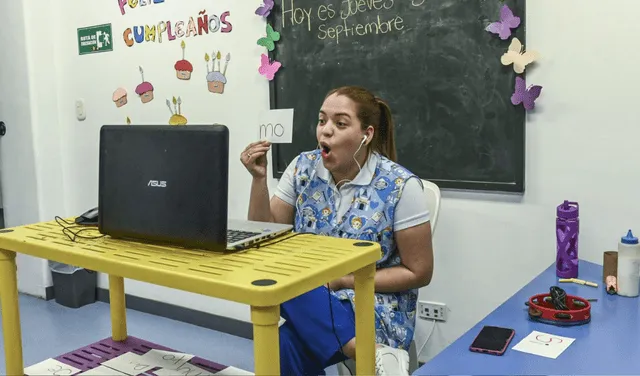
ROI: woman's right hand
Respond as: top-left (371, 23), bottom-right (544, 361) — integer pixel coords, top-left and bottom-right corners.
top-left (241, 140), bottom-right (271, 179)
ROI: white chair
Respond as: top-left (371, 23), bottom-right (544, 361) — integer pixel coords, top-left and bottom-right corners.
top-left (336, 179), bottom-right (441, 375)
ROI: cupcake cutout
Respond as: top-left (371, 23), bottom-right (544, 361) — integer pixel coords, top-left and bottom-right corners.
top-left (166, 96), bottom-right (187, 126)
top-left (135, 66), bottom-right (154, 103)
top-left (205, 51), bottom-right (230, 94)
top-left (175, 41), bottom-right (193, 80)
top-left (113, 87), bottom-right (128, 108)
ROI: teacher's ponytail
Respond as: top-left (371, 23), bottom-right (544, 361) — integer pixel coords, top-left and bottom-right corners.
top-left (374, 97), bottom-right (397, 162)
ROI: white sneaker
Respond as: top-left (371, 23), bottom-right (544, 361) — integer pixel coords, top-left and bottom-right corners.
top-left (375, 345), bottom-right (409, 376)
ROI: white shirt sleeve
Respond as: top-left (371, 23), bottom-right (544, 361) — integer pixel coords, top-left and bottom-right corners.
top-left (394, 177), bottom-right (431, 231)
top-left (273, 156), bottom-right (299, 206)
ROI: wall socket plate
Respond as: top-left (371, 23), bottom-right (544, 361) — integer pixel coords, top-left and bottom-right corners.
top-left (418, 301), bottom-right (447, 321)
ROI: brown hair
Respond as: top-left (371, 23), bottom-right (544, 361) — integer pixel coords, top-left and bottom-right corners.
top-left (325, 86), bottom-right (397, 162)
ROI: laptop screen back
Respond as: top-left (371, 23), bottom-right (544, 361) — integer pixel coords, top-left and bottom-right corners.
top-left (98, 124), bottom-right (229, 251)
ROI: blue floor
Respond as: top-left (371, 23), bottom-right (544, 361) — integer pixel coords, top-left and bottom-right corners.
top-left (0, 294), bottom-right (340, 375)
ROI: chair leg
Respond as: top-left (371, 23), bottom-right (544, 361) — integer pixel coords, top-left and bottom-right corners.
top-left (408, 339), bottom-right (419, 374)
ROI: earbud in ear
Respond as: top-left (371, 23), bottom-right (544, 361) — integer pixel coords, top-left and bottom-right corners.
top-left (361, 134), bottom-right (367, 145)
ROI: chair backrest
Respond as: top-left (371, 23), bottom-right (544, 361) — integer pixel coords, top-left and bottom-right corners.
top-left (421, 179), bottom-right (441, 234)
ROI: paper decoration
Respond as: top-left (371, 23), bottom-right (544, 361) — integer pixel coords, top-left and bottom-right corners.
top-left (121, 7), bottom-right (233, 47)
top-left (512, 331), bottom-right (575, 359)
top-left (79, 366), bottom-right (128, 375)
top-left (101, 352), bottom-right (155, 375)
top-left (258, 53), bottom-right (281, 81)
top-left (126, 116), bottom-right (131, 125)
top-left (135, 66), bottom-right (155, 103)
top-left (138, 349), bottom-right (194, 370)
top-left (511, 76), bottom-right (542, 111)
top-left (112, 87), bottom-right (128, 108)
top-left (24, 358), bottom-right (82, 375)
top-left (175, 41), bottom-right (194, 80)
top-left (167, 96), bottom-right (187, 125)
top-left (257, 24), bottom-right (281, 52)
top-left (258, 109), bottom-right (294, 143)
top-left (485, 4), bottom-right (520, 40)
top-left (500, 37), bottom-right (539, 74)
top-left (255, 0), bottom-right (274, 17)
top-left (205, 51), bottom-right (230, 94)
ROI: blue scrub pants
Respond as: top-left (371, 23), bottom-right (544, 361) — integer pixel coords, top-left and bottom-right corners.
top-left (279, 286), bottom-right (356, 376)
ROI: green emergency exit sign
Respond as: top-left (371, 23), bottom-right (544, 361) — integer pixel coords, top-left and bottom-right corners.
top-left (77, 23), bottom-right (113, 55)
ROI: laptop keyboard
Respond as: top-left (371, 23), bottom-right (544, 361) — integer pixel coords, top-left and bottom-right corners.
top-left (227, 229), bottom-right (261, 243)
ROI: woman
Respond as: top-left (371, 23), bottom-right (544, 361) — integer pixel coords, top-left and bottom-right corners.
top-left (241, 86), bottom-right (434, 376)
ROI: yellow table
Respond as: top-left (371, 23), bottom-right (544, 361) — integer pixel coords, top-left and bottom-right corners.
top-left (0, 220), bottom-right (381, 375)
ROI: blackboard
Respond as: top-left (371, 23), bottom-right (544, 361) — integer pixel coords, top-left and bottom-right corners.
top-left (269, 0), bottom-right (526, 192)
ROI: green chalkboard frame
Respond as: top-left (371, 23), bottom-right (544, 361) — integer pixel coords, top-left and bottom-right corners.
top-left (267, 0), bottom-right (526, 193)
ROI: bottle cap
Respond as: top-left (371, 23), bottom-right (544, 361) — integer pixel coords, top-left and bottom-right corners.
top-left (557, 200), bottom-right (579, 219)
top-left (621, 229), bottom-right (639, 245)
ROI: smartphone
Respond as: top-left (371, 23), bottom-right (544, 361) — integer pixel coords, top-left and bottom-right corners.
top-left (469, 325), bottom-right (515, 356)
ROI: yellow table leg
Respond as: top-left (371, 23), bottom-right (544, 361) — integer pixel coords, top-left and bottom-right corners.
top-left (109, 275), bottom-right (127, 341)
top-left (0, 249), bottom-right (23, 375)
top-left (251, 305), bottom-right (280, 376)
top-left (354, 263), bottom-right (376, 376)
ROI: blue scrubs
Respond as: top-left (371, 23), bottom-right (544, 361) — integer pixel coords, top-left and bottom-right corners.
top-left (279, 286), bottom-right (356, 375)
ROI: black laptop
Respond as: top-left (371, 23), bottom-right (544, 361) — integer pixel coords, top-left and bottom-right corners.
top-left (98, 124), bottom-right (292, 251)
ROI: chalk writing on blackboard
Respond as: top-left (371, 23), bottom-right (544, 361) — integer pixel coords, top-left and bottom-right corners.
top-left (279, 0), bottom-right (426, 44)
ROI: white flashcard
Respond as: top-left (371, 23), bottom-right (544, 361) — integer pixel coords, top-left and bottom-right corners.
top-left (138, 349), bottom-right (194, 370)
top-left (154, 363), bottom-right (214, 376)
top-left (24, 358), bottom-right (82, 375)
top-left (79, 365), bottom-right (128, 375)
top-left (215, 366), bottom-right (254, 375)
top-left (512, 330), bottom-right (575, 359)
top-left (101, 352), bottom-right (155, 375)
top-left (257, 109), bottom-right (294, 143)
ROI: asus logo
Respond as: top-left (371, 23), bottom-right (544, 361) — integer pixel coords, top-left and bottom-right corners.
top-left (148, 180), bottom-right (167, 188)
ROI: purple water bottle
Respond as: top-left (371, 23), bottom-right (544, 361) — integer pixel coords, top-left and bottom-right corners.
top-left (556, 200), bottom-right (579, 278)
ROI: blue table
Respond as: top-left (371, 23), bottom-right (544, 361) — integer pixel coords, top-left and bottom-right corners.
top-left (414, 260), bottom-right (640, 375)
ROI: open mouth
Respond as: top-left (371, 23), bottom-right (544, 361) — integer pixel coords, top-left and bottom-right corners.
top-left (320, 143), bottom-right (331, 157)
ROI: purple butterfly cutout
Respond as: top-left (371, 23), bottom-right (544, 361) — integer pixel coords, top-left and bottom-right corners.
top-left (511, 76), bottom-right (542, 111)
top-left (255, 0), bottom-right (274, 17)
top-left (486, 4), bottom-right (521, 40)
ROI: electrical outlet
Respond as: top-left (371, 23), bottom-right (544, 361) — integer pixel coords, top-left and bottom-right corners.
top-left (418, 301), bottom-right (447, 321)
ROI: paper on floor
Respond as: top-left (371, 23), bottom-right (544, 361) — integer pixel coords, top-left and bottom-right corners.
top-left (154, 363), bottom-right (214, 376)
top-left (215, 366), bottom-right (254, 375)
top-left (101, 352), bottom-right (155, 375)
top-left (139, 349), bottom-right (194, 370)
top-left (79, 365), bottom-right (128, 375)
top-left (512, 330), bottom-right (575, 359)
top-left (24, 358), bottom-right (82, 375)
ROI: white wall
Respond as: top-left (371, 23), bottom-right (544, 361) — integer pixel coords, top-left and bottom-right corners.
top-left (0, 0), bottom-right (66, 297)
top-left (414, 0), bottom-right (640, 361)
top-left (7, 0), bottom-right (640, 364)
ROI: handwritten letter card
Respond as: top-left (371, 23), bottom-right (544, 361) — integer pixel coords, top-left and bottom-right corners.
top-left (215, 366), bottom-right (254, 375)
top-left (79, 366), bottom-right (128, 375)
top-left (139, 349), bottom-right (194, 370)
top-left (101, 352), bottom-right (155, 375)
top-left (24, 358), bottom-right (81, 375)
top-left (154, 363), bottom-right (215, 376)
top-left (258, 109), bottom-right (294, 143)
top-left (512, 330), bottom-right (575, 359)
